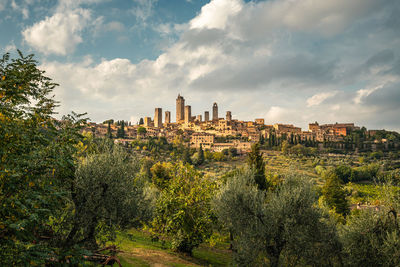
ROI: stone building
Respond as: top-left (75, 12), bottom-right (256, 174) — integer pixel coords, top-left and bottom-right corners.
top-left (204, 111), bottom-right (209, 121)
top-left (273, 124), bottom-right (302, 134)
top-left (184, 105), bottom-right (191, 124)
top-left (212, 102), bottom-right (218, 121)
top-left (190, 132), bottom-right (214, 148)
top-left (165, 111), bottom-right (171, 124)
top-left (196, 115), bottom-right (202, 122)
top-left (154, 108), bottom-right (162, 128)
top-left (255, 118), bottom-right (265, 125)
top-left (226, 111), bottom-right (232, 121)
top-left (176, 94), bottom-right (185, 123)
top-left (144, 117), bottom-right (152, 127)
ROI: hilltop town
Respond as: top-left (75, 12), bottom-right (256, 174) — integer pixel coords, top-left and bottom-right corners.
top-left (82, 94), bottom-right (400, 154)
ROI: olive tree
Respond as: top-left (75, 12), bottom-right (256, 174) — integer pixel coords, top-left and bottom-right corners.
top-left (340, 184), bottom-right (400, 267)
top-left (214, 169), bottom-right (341, 266)
top-left (65, 142), bottom-right (149, 249)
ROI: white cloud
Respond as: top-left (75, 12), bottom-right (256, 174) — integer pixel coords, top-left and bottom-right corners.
top-left (306, 91), bottom-right (337, 107)
top-left (190, 0), bottom-right (242, 30)
top-left (22, 8), bottom-right (92, 55)
top-left (354, 84), bottom-right (384, 104)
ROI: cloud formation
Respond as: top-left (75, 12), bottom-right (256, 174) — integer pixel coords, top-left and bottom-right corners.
top-left (22, 8), bottom-right (92, 55)
top-left (27, 0), bottom-right (400, 131)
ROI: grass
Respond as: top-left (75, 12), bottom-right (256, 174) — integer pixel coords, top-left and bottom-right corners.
top-left (110, 229), bottom-right (232, 266)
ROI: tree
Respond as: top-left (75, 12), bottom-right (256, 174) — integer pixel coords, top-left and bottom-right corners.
top-left (116, 120), bottom-right (125, 138)
top-left (182, 147), bottom-right (192, 164)
top-left (214, 171), bottom-right (341, 266)
top-left (340, 208), bottom-right (400, 266)
top-left (65, 142), bottom-right (148, 249)
top-left (150, 162), bottom-right (173, 189)
top-left (107, 121), bottom-right (112, 138)
top-left (0, 51), bottom-right (86, 264)
top-left (137, 126), bottom-right (146, 135)
top-left (247, 143), bottom-right (267, 190)
top-left (281, 140), bottom-right (290, 155)
top-left (151, 163), bottom-right (215, 254)
top-left (259, 134), bottom-right (264, 145)
top-left (195, 144), bottom-right (205, 165)
top-left (321, 172), bottom-right (350, 217)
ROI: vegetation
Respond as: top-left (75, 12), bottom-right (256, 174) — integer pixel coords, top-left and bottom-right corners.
top-left (2, 51), bottom-right (400, 266)
top-left (150, 163), bottom-right (216, 254)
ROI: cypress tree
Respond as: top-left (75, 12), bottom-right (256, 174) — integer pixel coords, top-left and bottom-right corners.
top-left (107, 121), bottom-right (112, 139)
top-left (247, 143), bottom-right (267, 190)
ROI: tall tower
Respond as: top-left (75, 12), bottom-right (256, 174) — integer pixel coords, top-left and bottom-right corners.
top-left (154, 108), bottom-right (162, 128)
top-left (184, 105), bottom-right (191, 124)
top-left (176, 94), bottom-right (185, 123)
top-left (165, 111), bottom-right (171, 124)
top-left (212, 102), bottom-right (218, 121)
top-left (226, 111), bottom-right (232, 121)
top-left (204, 111), bottom-right (209, 121)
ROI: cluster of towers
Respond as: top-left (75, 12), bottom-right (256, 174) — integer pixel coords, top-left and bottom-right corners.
top-left (175, 94), bottom-right (222, 124)
top-left (150, 94), bottom-right (231, 128)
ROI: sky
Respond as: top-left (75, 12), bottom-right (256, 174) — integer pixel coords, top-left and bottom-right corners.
top-left (1, 0), bottom-right (400, 131)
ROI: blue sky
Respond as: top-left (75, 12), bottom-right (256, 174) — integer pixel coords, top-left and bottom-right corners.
top-left (1, 0), bottom-right (400, 131)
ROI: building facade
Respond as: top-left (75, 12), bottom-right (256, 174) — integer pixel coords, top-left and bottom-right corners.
top-left (184, 105), bottom-right (191, 124)
top-left (204, 111), bottom-right (209, 121)
top-left (226, 111), bottom-right (232, 121)
top-left (213, 102), bottom-right (218, 121)
top-left (154, 108), bottom-right (162, 128)
top-left (176, 94), bottom-right (185, 123)
top-left (165, 111), bottom-right (171, 124)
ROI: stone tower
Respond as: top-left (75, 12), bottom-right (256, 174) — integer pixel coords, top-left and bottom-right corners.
top-left (165, 111), bottom-right (171, 124)
top-left (204, 111), bottom-right (209, 121)
top-left (176, 94), bottom-right (185, 123)
top-left (154, 108), bottom-right (162, 128)
top-left (212, 102), bottom-right (218, 121)
top-left (226, 111), bottom-right (232, 121)
top-left (184, 105), bottom-right (191, 124)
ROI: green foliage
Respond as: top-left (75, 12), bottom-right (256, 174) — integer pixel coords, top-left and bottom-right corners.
top-left (289, 144), bottom-right (317, 157)
top-left (340, 208), bottom-right (400, 266)
top-left (213, 151), bottom-right (225, 162)
top-left (321, 172), bottom-right (350, 217)
top-left (107, 121), bottom-right (113, 138)
top-left (214, 170), bottom-right (341, 266)
top-left (117, 120), bottom-right (126, 138)
top-left (150, 162), bottom-right (173, 189)
top-left (137, 126), bottom-right (147, 135)
top-left (247, 143), bottom-right (267, 190)
top-left (281, 140), bottom-right (290, 155)
top-left (0, 51), bottom-right (86, 264)
top-left (151, 163), bottom-right (216, 254)
top-left (65, 142), bottom-right (149, 249)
